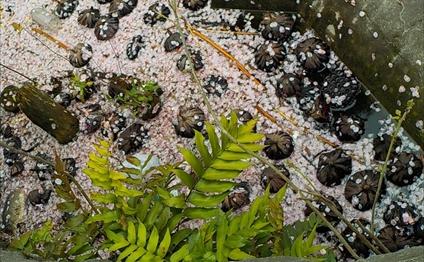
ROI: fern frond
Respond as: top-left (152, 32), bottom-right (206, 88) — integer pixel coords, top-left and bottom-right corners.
top-left (176, 114), bottom-right (264, 219)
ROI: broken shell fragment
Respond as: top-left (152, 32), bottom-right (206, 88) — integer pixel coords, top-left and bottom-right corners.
top-left (177, 49), bottom-right (204, 72)
top-left (143, 3), bottom-right (170, 25)
top-left (126, 35), bottom-right (145, 60)
top-left (221, 182), bottom-right (250, 212)
top-left (94, 16), bottom-right (119, 41)
top-left (203, 75), bottom-right (228, 97)
top-left (164, 32), bottom-right (184, 52)
top-left (78, 7), bottom-right (100, 28)
top-left (174, 106), bottom-right (205, 138)
top-left (263, 131), bottom-right (294, 160)
top-left (68, 43), bottom-right (93, 68)
top-left (55, 0), bottom-right (78, 19)
top-left (31, 8), bottom-right (61, 31)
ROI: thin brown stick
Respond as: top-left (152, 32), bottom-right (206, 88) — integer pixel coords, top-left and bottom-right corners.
top-left (31, 27), bottom-right (70, 50)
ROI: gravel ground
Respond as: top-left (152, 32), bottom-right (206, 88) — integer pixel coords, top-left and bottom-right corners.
top-left (0, 0), bottom-right (423, 254)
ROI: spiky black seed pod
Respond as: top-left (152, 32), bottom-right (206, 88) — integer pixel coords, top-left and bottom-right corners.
top-left (164, 32), bottom-right (184, 52)
top-left (94, 16), bottom-right (119, 41)
top-left (55, 0), bottom-right (78, 19)
top-left (384, 201), bottom-right (419, 227)
top-left (321, 71), bottom-right (361, 111)
top-left (174, 107), bottom-right (205, 138)
top-left (109, 0), bottom-right (138, 18)
top-left (203, 75), bottom-right (228, 97)
top-left (182, 0), bottom-right (208, 11)
top-left (317, 149), bottom-right (352, 187)
top-left (260, 13), bottom-right (294, 42)
top-left (387, 152), bottom-right (423, 186)
top-left (117, 123), bottom-right (148, 154)
top-left (378, 225), bottom-right (423, 252)
top-left (263, 131), bottom-right (294, 160)
top-left (333, 114), bottom-right (365, 142)
top-left (344, 170), bottom-right (384, 211)
top-left (221, 182), bottom-right (250, 212)
top-left (275, 73), bottom-right (301, 99)
top-left (341, 219), bottom-right (372, 258)
top-left (304, 195), bottom-right (343, 232)
top-left (54, 92), bottom-right (73, 108)
top-left (69, 43), bottom-right (93, 68)
top-left (97, 0), bottom-right (112, 4)
top-left (143, 3), bottom-right (170, 25)
top-left (177, 49), bottom-right (204, 71)
top-left (28, 189), bottom-right (52, 206)
top-left (261, 165), bottom-right (290, 193)
top-left (3, 136), bottom-right (21, 166)
top-left (126, 35), bottom-right (144, 60)
top-left (373, 134), bottom-right (402, 161)
top-left (78, 7), bottom-right (100, 28)
top-left (0, 85), bottom-right (20, 113)
top-left (84, 114), bottom-right (103, 134)
top-left (254, 41), bottom-right (285, 72)
top-left (295, 37), bottom-right (330, 72)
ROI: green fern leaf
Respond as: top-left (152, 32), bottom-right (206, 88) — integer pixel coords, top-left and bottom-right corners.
top-left (183, 207), bottom-right (221, 219)
top-left (137, 223), bottom-right (147, 247)
top-left (195, 179), bottom-right (235, 193)
top-left (179, 147), bottom-right (203, 176)
top-left (172, 169), bottom-right (194, 188)
top-left (188, 191), bottom-right (228, 208)
top-left (170, 244), bottom-right (190, 262)
top-left (126, 247), bottom-right (146, 262)
top-left (117, 244), bottom-right (137, 261)
top-left (127, 221), bottom-right (136, 245)
top-left (157, 228), bottom-right (171, 257)
top-left (228, 248), bottom-right (255, 260)
top-left (146, 226), bottom-right (159, 253)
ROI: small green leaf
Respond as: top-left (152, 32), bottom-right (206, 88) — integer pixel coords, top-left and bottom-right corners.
top-left (188, 191), bottom-right (228, 208)
top-left (157, 228), bottom-right (171, 257)
top-left (228, 249), bottom-right (255, 260)
top-left (117, 244), bottom-right (137, 261)
top-left (195, 131), bottom-right (212, 166)
top-left (173, 169), bottom-right (194, 188)
top-left (206, 123), bottom-right (221, 157)
top-left (227, 143), bottom-right (263, 153)
top-left (237, 133), bottom-right (264, 143)
top-left (219, 151), bottom-right (251, 161)
top-left (126, 247), bottom-right (147, 262)
top-left (9, 231), bottom-right (31, 250)
top-left (137, 223), bottom-right (147, 247)
top-left (163, 196), bottom-right (186, 208)
top-left (203, 168), bottom-right (240, 180)
top-left (147, 227), bottom-right (159, 253)
top-left (195, 179), bottom-right (235, 193)
top-left (183, 207), bottom-right (221, 219)
top-left (170, 244), bottom-right (190, 262)
top-left (216, 215), bottom-right (228, 262)
top-left (127, 221), bottom-right (136, 244)
top-left (211, 159), bottom-right (250, 170)
top-left (180, 147), bottom-right (204, 176)
top-left (86, 210), bottom-right (120, 224)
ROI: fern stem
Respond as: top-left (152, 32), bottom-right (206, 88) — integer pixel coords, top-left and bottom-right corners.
top-left (169, 1), bottom-right (361, 258)
top-left (370, 102), bottom-right (413, 233)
